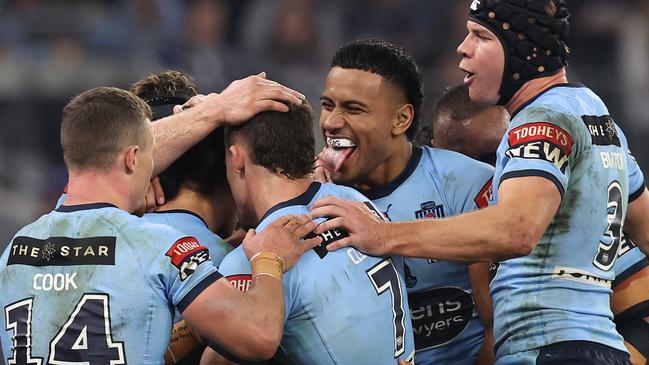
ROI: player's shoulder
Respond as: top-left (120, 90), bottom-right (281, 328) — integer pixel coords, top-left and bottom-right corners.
top-left (113, 213), bottom-right (196, 255)
top-left (420, 146), bottom-right (494, 181)
top-left (318, 182), bottom-right (369, 203)
top-left (218, 245), bottom-right (249, 275)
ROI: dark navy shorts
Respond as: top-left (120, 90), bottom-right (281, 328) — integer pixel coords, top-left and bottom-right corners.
top-left (496, 341), bottom-right (632, 365)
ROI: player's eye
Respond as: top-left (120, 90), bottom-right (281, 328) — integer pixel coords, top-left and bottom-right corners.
top-left (321, 101), bottom-right (334, 111)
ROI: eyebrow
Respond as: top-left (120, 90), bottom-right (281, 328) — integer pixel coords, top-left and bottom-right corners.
top-left (320, 96), bottom-right (370, 110)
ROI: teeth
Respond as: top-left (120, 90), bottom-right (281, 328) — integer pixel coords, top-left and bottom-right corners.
top-left (327, 137), bottom-right (356, 148)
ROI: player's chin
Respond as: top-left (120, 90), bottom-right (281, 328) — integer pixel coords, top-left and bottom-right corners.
top-left (132, 204), bottom-right (146, 217)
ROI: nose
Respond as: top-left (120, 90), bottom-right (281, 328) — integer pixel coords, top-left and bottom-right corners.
top-left (320, 108), bottom-right (345, 132)
top-left (457, 33), bottom-right (471, 58)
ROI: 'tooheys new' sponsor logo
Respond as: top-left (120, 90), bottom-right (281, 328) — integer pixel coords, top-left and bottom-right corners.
top-left (227, 274), bottom-right (252, 292)
top-left (507, 122), bottom-right (574, 173)
top-left (165, 237), bottom-right (210, 281)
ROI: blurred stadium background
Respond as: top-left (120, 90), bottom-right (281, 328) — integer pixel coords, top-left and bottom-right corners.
top-left (0, 0), bottom-right (647, 257)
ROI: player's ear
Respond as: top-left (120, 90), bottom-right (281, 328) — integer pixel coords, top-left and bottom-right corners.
top-left (392, 103), bottom-right (414, 137)
top-left (228, 144), bottom-right (246, 174)
top-left (124, 145), bottom-right (139, 174)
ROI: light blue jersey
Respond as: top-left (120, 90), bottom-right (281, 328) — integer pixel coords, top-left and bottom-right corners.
top-left (491, 83), bottom-right (635, 358)
top-left (218, 182), bottom-right (415, 364)
top-left (0, 203), bottom-right (221, 364)
top-left (143, 210), bottom-right (232, 267)
top-left (613, 135), bottom-right (647, 286)
top-left (364, 146), bottom-right (494, 365)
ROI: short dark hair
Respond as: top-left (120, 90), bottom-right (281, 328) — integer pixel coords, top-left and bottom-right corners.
top-left (225, 102), bottom-right (315, 179)
top-left (331, 39), bottom-right (424, 140)
top-left (416, 85), bottom-right (489, 146)
top-left (131, 70), bottom-right (227, 200)
top-left (432, 85), bottom-right (488, 124)
top-left (61, 87), bottom-right (151, 170)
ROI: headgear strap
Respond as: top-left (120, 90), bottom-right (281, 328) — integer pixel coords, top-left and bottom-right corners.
top-left (469, 0), bottom-right (570, 105)
top-left (144, 94), bottom-right (191, 121)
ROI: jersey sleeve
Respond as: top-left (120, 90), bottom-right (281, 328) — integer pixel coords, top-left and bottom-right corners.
top-left (157, 235), bottom-right (222, 313)
top-left (618, 128), bottom-right (646, 202)
top-left (500, 106), bottom-right (583, 198)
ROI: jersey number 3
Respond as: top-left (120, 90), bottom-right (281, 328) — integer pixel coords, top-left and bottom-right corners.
top-left (366, 258), bottom-right (406, 358)
top-left (593, 181), bottom-right (624, 271)
top-left (4, 294), bottom-right (126, 365)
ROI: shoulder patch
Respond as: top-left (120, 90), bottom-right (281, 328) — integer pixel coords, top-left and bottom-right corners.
top-left (507, 122), bottom-right (574, 172)
top-left (474, 178), bottom-right (493, 209)
top-left (166, 237), bottom-right (211, 281)
top-left (581, 115), bottom-right (621, 147)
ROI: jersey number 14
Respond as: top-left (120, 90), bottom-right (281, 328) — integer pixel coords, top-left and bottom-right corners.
top-left (4, 293), bottom-right (125, 365)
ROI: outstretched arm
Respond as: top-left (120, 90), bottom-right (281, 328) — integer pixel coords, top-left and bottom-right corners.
top-left (311, 176), bottom-right (560, 262)
top-left (152, 73), bottom-right (304, 175)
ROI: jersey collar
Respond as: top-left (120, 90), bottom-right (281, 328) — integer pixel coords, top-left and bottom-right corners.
top-left (55, 202), bottom-right (118, 213)
top-left (361, 146), bottom-right (422, 201)
top-left (258, 181), bottom-right (321, 225)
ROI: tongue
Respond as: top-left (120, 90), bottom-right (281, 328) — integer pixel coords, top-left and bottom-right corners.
top-left (320, 147), bottom-right (354, 173)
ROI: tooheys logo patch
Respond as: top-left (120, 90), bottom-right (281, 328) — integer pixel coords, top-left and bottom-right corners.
top-left (474, 178), bottom-right (493, 209)
top-left (165, 237), bottom-right (210, 281)
top-left (409, 287), bottom-right (474, 350)
top-left (507, 122), bottom-right (574, 173)
top-left (226, 274), bottom-right (252, 292)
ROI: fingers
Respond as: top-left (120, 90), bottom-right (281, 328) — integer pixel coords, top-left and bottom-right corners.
top-left (397, 360), bottom-right (413, 365)
top-left (326, 236), bottom-right (354, 251)
top-left (144, 183), bottom-right (156, 212)
top-left (282, 215), bottom-right (303, 232)
top-left (255, 99), bottom-right (290, 113)
top-left (301, 235), bottom-right (323, 252)
top-left (311, 196), bottom-right (344, 210)
top-left (243, 228), bottom-right (255, 242)
top-left (272, 214), bottom-right (297, 227)
top-left (181, 94), bottom-right (207, 110)
top-left (292, 218), bottom-right (318, 240)
top-left (151, 177), bottom-right (165, 205)
top-left (315, 216), bottom-right (346, 235)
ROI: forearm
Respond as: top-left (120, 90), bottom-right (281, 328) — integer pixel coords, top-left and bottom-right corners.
top-left (152, 105), bottom-right (221, 175)
top-left (386, 205), bottom-right (536, 262)
top-left (184, 277), bottom-right (284, 360)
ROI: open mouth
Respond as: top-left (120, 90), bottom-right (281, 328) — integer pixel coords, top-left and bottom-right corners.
top-left (321, 137), bottom-right (357, 173)
top-left (462, 68), bottom-right (475, 86)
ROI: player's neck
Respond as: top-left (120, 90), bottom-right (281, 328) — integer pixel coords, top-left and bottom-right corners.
top-left (505, 69), bottom-right (568, 115)
top-left (64, 170), bottom-right (133, 212)
top-left (158, 188), bottom-right (234, 237)
top-left (357, 139), bottom-right (413, 191)
top-left (248, 168), bottom-right (315, 223)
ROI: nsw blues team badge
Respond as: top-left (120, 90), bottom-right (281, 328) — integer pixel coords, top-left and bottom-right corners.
top-left (414, 201), bottom-right (445, 219)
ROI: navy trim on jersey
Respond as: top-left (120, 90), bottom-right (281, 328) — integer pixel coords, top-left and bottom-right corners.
top-left (510, 83), bottom-right (585, 118)
top-left (150, 209), bottom-right (209, 228)
top-left (613, 257), bottom-right (649, 288)
top-left (177, 271), bottom-right (223, 313)
top-left (500, 169), bottom-right (565, 198)
top-left (258, 181), bottom-right (321, 224)
top-left (55, 202), bottom-right (118, 212)
top-left (629, 184), bottom-right (646, 203)
top-left (362, 146), bottom-right (422, 200)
